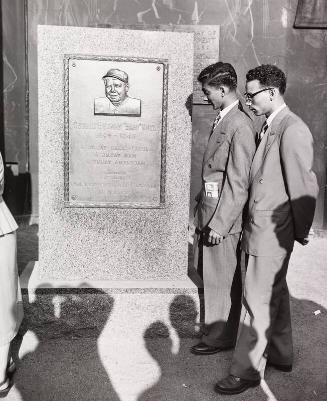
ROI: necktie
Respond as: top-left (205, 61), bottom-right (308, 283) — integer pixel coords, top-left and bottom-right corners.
top-left (211, 112), bottom-right (221, 134)
top-left (256, 121), bottom-right (268, 147)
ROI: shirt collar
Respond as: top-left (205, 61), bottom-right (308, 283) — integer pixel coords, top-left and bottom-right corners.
top-left (266, 103), bottom-right (287, 126)
top-left (219, 99), bottom-right (239, 121)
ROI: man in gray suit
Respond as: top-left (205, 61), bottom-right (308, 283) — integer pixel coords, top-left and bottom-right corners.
top-left (191, 62), bottom-right (256, 355)
top-left (215, 64), bottom-right (318, 395)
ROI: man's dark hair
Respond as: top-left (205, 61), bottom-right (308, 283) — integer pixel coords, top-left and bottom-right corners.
top-left (198, 62), bottom-right (237, 90)
top-left (246, 64), bottom-right (287, 95)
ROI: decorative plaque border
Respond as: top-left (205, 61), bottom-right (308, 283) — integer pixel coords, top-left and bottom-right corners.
top-left (63, 54), bottom-right (169, 208)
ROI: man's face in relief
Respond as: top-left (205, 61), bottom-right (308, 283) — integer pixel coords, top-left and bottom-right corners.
top-left (104, 77), bottom-right (129, 106)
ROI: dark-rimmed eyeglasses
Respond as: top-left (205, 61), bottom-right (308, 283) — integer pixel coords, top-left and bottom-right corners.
top-left (244, 87), bottom-right (273, 103)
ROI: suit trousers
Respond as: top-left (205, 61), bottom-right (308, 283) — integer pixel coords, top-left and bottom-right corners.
top-left (193, 230), bottom-right (242, 347)
top-left (230, 252), bottom-right (293, 381)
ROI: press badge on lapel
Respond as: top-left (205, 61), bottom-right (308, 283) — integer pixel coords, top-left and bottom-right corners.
top-left (205, 182), bottom-right (219, 198)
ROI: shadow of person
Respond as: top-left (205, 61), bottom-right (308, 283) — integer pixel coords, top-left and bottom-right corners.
top-left (265, 296), bottom-right (327, 401)
top-left (138, 295), bottom-right (262, 401)
top-left (265, 196), bottom-right (317, 365)
top-left (138, 296), bottom-right (199, 401)
top-left (169, 294), bottom-right (200, 345)
top-left (13, 285), bottom-right (121, 401)
top-left (256, 196), bottom-right (322, 398)
top-left (137, 321), bottom-right (176, 401)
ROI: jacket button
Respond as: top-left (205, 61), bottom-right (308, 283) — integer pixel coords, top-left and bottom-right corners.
top-left (254, 199), bottom-right (258, 203)
top-left (259, 178), bottom-right (263, 184)
top-left (208, 163), bottom-right (212, 168)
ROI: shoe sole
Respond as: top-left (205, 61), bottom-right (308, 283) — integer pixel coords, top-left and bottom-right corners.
top-left (190, 345), bottom-right (234, 356)
top-left (191, 349), bottom-right (222, 355)
top-left (214, 381), bottom-right (260, 395)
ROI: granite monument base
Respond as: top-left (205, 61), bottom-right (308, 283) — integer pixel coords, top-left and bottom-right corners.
top-left (20, 261), bottom-right (203, 339)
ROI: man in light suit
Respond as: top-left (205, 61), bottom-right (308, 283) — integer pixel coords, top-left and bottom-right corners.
top-left (215, 64), bottom-right (319, 395)
top-left (94, 68), bottom-right (141, 116)
top-left (191, 62), bottom-right (256, 355)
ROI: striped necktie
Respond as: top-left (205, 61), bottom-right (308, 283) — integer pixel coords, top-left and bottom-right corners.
top-left (256, 121), bottom-right (268, 147)
top-left (211, 112), bottom-right (221, 133)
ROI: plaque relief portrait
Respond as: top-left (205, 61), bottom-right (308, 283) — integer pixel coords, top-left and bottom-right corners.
top-left (64, 55), bottom-right (168, 208)
top-left (94, 68), bottom-right (141, 116)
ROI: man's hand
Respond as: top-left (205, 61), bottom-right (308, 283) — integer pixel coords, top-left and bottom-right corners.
top-left (207, 228), bottom-right (224, 245)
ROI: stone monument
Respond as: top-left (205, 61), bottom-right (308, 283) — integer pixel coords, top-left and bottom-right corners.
top-left (22, 25), bottom-right (197, 339)
top-left (37, 26), bottom-right (193, 283)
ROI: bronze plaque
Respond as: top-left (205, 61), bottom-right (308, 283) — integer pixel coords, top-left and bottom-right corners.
top-left (64, 55), bottom-right (168, 208)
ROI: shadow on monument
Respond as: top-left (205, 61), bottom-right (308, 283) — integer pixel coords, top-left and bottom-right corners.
top-left (16, 223), bottom-right (38, 276)
top-left (12, 285), bottom-right (121, 401)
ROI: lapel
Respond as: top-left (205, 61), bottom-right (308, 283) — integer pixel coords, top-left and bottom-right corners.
top-left (250, 106), bottom-right (291, 183)
top-left (203, 104), bottom-right (240, 163)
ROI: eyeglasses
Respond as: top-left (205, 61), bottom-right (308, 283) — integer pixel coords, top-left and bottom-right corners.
top-left (244, 87), bottom-right (273, 103)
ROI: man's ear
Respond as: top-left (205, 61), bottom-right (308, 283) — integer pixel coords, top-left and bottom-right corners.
top-left (221, 85), bottom-right (231, 96)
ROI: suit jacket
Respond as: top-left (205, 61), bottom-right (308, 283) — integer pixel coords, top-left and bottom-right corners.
top-left (241, 106), bottom-right (319, 256)
top-left (94, 96), bottom-right (141, 116)
top-left (194, 103), bottom-right (256, 235)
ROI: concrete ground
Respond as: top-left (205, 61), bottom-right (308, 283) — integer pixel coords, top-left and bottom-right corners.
top-left (4, 224), bottom-right (327, 401)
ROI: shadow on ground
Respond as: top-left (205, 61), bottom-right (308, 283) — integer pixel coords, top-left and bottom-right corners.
top-left (11, 286), bottom-right (121, 401)
top-left (136, 295), bottom-right (326, 401)
top-left (9, 294), bottom-right (326, 401)
top-left (10, 224), bottom-right (327, 401)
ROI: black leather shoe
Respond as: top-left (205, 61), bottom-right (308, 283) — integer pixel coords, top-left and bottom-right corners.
top-left (190, 342), bottom-right (232, 355)
top-left (214, 374), bottom-right (260, 395)
top-left (267, 361), bottom-right (293, 372)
